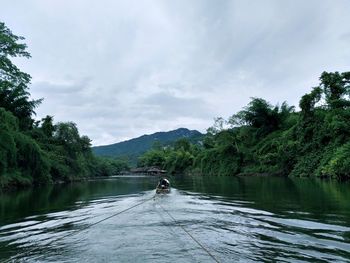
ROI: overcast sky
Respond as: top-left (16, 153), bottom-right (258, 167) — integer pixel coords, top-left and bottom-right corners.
top-left (1, 0), bottom-right (350, 145)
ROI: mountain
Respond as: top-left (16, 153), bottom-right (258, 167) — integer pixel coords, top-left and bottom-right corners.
top-left (92, 128), bottom-right (203, 160)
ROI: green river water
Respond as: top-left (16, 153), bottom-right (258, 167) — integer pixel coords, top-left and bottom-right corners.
top-left (0, 175), bottom-right (350, 262)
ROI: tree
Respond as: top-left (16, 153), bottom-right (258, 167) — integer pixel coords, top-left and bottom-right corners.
top-left (207, 117), bottom-right (226, 135)
top-left (299, 87), bottom-right (322, 117)
top-left (229, 98), bottom-right (293, 136)
top-left (41, 115), bottom-right (55, 137)
top-left (320, 71), bottom-right (350, 109)
top-left (174, 138), bottom-right (191, 151)
top-left (0, 108), bottom-right (18, 176)
top-left (0, 22), bottom-right (41, 129)
top-left (0, 22), bottom-right (31, 84)
top-left (138, 150), bottom-right (165, 167)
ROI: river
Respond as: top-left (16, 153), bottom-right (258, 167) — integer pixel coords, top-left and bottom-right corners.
top-left (1, 176), bottom-right (350, 262)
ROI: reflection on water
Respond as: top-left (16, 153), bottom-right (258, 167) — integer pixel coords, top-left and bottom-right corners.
top-left (0, 176), bottom-right (350, 262)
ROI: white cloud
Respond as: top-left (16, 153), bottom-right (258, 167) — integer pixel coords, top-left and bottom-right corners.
top-left (1, 0), bottom-right (350, 145)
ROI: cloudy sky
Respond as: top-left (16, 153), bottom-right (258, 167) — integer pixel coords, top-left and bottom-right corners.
top-left (1, 0), bottom-right (350, 145)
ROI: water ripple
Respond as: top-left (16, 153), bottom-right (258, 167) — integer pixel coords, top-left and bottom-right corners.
top-left (1, 179), bottom-right (350, 262)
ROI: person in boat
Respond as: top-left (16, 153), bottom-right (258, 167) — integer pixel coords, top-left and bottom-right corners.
top-left (157, 178), bottom-right (170, 189)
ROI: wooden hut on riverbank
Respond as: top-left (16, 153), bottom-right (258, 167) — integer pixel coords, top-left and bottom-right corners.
top-left (129, 167), bottom-right (166, 176)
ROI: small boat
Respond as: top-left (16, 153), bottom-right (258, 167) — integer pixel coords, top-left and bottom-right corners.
top-left (156, 178), bottom-right (171, 194)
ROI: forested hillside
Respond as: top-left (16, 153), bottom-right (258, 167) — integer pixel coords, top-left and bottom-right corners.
top-left (92, 128), bottom-right (202, 164)
top-left (0, 22), bottom-right (127, 188)
top-left (139, 71), bottom-right (350, 180)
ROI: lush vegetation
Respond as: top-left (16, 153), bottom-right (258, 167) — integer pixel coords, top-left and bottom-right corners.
top-left (139, 72), bottom-right (350, 180)
top-left (0, 22), bottom-right (128, 188)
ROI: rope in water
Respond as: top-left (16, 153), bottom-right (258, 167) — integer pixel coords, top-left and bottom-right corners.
top-left (4, 195), bottom-right (154, 263)
top-left (159, 203), bottom-right (220, 263)
top-left (5, 193), bottom-right (220, 263)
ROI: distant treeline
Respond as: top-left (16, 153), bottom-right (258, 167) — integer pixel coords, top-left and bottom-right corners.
top-left (139, 71), bottom-right (350, 180)
top-left (0, 22), bottom-right (129, 188)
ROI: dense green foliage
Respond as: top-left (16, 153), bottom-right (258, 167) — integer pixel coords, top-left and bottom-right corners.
top-left (0, 22), bottom-right (128, 188)
top-left (140, 72), bottom-right (350, 180)
top-left (137, 138), bottom-right (199, 174)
